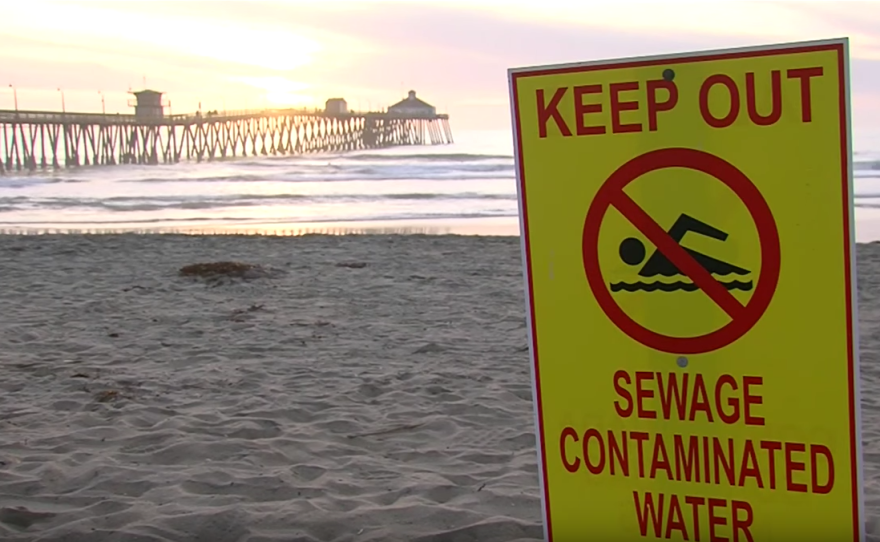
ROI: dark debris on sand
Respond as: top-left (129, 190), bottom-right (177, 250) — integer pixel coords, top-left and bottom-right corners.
top-left (178, 261), bottom-right (284, 283)
top-left (336, 261), bottom-right (367, 269)
top-left (0, 506), bottom-right (56, 529)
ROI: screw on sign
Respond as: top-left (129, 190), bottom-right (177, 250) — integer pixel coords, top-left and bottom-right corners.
top-left (581, 147), bottom-right (781, 355)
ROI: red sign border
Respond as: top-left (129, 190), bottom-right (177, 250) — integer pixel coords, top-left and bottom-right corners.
top-left (581, 147), bottom-right (781, 355)
top-left (510, 41), bottom-right (858, 542)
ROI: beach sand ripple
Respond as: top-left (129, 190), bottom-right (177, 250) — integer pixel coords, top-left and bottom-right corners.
top-left (0, 235), bottom-right (539, 542)
top-left (0, 234), bottom-right (878, 540)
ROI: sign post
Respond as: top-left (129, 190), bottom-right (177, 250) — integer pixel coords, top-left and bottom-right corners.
top-left (509, 38), bottom-right (862, 541)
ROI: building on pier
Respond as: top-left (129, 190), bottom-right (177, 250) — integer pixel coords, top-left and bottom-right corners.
top-left (324, 98), bottom-right (348, 115)
top-left (387, 90), bottom-right (436, 117)
top-left (128, 89), bottom-right (165, 119)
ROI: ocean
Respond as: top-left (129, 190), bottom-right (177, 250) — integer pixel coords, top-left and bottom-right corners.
top-left (1, 128), bottom-right (880, 241)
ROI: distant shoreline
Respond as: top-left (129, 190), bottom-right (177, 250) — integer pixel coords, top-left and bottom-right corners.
top-left (7, 213), bottom-right (880, 244)
top-left (0, 216), bottom-right (523, 237)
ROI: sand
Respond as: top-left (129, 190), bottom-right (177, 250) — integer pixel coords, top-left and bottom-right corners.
top-left (0, 234), bottom-right (540, 542)
top-left (0, 233), bottom-right (878, 541)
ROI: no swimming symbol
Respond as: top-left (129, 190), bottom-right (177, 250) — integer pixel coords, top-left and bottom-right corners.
top-left (581, 148), bottom-right (781, 355)
top-left (611, 213), bottom-right (753, 293)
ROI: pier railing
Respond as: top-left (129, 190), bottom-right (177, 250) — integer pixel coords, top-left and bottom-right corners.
top-left (0, 107), bottom-right (453, 171)
top-left (0, 108), bottom-right (450, 125)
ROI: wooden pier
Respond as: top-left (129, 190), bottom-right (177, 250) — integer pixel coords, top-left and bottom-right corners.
top-left (0, 96), bottom-right (453, 172)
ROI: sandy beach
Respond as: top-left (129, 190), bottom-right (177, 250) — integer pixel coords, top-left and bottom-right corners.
top-left (0, 234), bottom-right (539, 542)
top-left (0, 233), bottom-right (879, 541)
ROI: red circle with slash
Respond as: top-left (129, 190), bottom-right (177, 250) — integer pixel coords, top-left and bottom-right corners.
top-left (582, 147), bottom-right (781, 355)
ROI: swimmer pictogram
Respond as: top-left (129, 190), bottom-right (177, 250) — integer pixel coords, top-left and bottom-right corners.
top-left (581, 147), bottom-right (781, 355)
top-left (612, 213), bottom-right (752, 293)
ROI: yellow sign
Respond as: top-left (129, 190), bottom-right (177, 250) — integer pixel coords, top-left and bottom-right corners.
top-left (509, 39), bottom-right (862, 541)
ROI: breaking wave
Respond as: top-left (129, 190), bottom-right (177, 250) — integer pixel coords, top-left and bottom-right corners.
top-left (0, 192), bottom-right (517, 212)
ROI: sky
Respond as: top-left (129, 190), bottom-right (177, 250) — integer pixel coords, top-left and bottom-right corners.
top-left (1, 0), bottom-right (879, 137)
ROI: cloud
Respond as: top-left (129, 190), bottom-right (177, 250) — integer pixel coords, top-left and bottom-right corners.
top-left (60, 1), bottom-right (880, 59)
top-left (256, 3), bottom-right (880, 130)
top-left (780, 1), bottom-right (880, 58)
top-left (2, 1), bottom-right (878, 131)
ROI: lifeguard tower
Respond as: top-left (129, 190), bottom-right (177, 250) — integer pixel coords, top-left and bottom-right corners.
top-left (128, 89), bottom-right (166, 119)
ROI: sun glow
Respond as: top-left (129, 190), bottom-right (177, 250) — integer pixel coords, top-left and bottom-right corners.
top-left (4, 2), bottom-right (322, 72)
top-left (236, 77), bottom-right (315, 108)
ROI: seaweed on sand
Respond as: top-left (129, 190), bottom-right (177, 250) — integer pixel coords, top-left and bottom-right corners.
top-left (178, 261), bottom-right (283, 282)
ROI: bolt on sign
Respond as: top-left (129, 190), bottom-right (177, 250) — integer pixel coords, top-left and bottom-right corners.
top-left (508, 38), bottom-right (862, 541)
